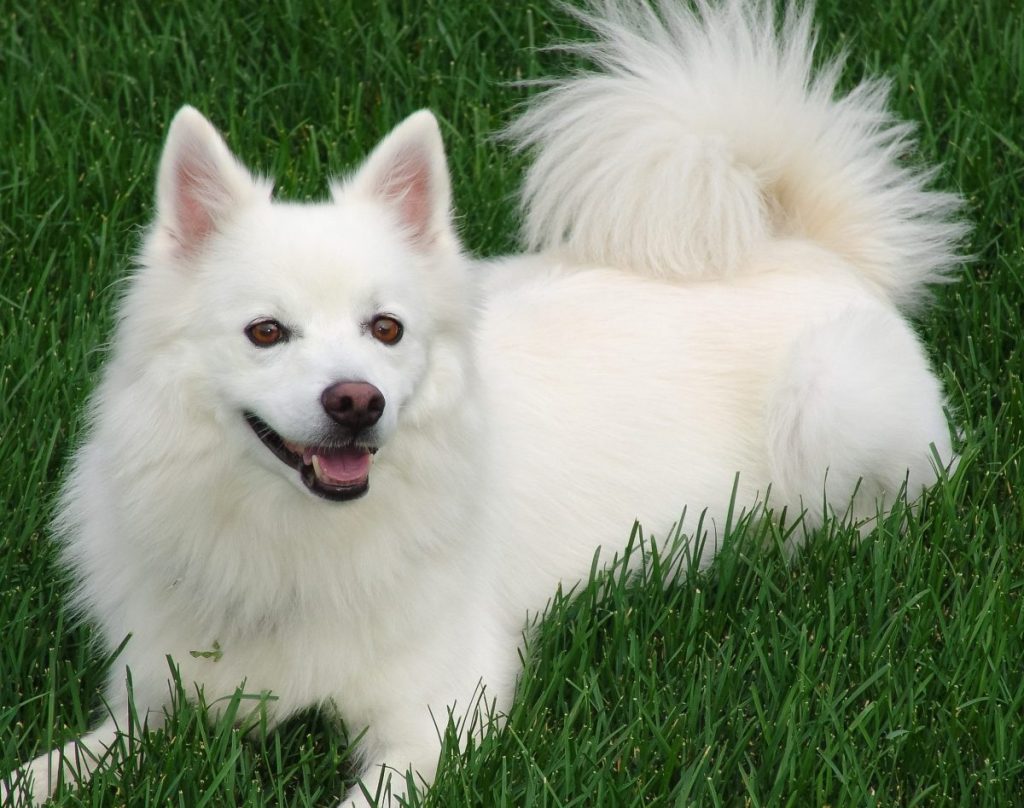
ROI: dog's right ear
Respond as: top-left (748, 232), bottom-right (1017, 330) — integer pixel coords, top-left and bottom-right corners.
top-left (155, 106), bottom-right (265, 259)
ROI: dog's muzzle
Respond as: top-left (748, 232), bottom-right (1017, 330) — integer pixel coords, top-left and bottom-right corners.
top-left (245, 381), bottom-right (384, 501)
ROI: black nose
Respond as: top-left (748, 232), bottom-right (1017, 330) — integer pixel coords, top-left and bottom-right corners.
top-left (321, 381), bottom-right (385, 429)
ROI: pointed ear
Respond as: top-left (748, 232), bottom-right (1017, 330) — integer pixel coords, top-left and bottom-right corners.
top-left (155, 106), bottom-right (264, 258)
top-left (342, 110), bottom-right (454, 251)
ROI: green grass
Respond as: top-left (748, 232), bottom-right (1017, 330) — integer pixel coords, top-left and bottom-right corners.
top-left (2, 0), bottom-right (1023, 805)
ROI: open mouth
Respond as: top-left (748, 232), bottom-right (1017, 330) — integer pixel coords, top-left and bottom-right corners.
top-left (244, 413), bottom-right (375, 501)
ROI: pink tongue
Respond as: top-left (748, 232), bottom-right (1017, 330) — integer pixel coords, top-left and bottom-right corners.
top-left (314, 447), bottom-right (371, 485)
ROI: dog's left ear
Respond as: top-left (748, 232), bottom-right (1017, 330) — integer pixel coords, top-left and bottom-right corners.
top-left (341, 110), bottom-right (454, 252)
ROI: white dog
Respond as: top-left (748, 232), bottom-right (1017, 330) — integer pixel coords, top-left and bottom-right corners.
top-left (4, 1), bottom-right (962, 805)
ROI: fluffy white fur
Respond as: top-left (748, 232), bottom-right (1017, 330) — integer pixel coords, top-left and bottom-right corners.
top-left (4, 2), bottom-right (962, 806)
top-left (508, 0), bottom-right (966, 310)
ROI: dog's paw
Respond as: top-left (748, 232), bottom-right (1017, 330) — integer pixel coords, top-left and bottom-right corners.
top-left (337, 776), bottom-right (410, 808)
top-left (336, 785), bottom-right (378, 808)
top-left (1, 754), bottom-right (60, 807)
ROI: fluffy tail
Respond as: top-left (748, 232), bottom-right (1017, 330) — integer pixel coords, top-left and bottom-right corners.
top-left (506, 0), bottom-right (966, 311)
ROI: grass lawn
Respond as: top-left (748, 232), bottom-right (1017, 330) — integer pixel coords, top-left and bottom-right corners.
top-left (2, 0), bottom-right (1023, 805)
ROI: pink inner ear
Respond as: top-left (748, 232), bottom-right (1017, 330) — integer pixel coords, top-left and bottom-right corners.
top-left (172, 151), bottom-right (220, 253)
top-left (378, 147), bottom-right (436, 246)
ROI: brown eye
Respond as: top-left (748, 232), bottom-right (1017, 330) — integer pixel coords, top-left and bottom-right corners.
top-left (245, 318), bottom-right (287, 347)
top-left (370, 315), bottom-right (403, 346)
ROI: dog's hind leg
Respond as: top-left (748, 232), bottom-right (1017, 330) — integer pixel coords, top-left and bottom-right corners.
top-left (767, 305), bottom-right (954, 532)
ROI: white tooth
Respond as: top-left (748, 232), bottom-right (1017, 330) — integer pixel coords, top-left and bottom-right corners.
top-left (312, 454), bottom-right (324, 481)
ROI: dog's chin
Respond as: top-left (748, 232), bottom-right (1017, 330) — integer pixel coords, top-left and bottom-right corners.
top-left (244, 413), bottom-right (376, 502)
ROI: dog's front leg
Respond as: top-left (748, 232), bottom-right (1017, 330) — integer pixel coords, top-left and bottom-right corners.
top-left (336, 736), bottom-right (443, 808)
top-left (1, 715), bottom-right (130, 806)
top-left (337, 757), bottom-right (420, 808)
top-left (339, 767), bottom-right (406, 808)
top-left (1, 677), bottom-right (170, 807)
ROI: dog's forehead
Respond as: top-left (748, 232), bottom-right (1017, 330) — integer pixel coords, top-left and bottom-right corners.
top-left (220, 201), bottom-right (417, 304)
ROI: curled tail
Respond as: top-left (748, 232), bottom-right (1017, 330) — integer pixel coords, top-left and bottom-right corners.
top-left (506, 0), bottom-right (966, 311)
